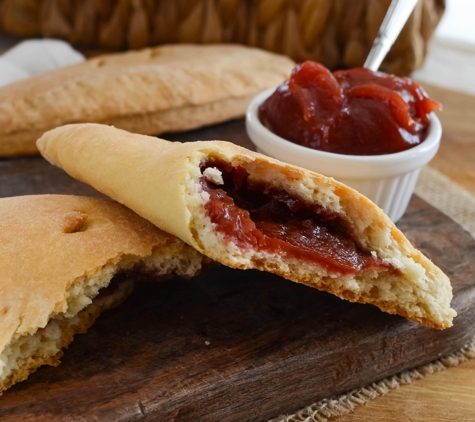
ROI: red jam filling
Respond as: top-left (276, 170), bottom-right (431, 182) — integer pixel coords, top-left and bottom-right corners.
top-left (259, 61), bottom-right (441, 155)
top-left (201, 161), bottom-right (393, 275)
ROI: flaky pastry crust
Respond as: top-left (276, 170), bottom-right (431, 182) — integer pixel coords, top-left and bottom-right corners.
top-left (0, 195), bottom-right (204, 394)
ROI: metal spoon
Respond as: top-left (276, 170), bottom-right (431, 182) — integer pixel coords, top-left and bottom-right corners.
top-left (364, 0), bottom-right (419, 71)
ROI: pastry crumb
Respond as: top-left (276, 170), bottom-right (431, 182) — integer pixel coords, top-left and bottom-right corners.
top-left (203, 167), bottom-right (223, 185)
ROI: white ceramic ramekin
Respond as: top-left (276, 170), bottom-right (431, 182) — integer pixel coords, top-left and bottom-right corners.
top-left (246, 87), bottom-right (441, 222)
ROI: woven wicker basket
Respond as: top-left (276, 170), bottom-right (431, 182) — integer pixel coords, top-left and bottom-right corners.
top-left (0, 0), bottom-right (445, 75)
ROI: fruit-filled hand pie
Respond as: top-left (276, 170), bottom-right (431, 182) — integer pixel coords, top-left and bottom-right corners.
top-left (0, 44), bottom-right (294, 156)
top-left (0, 195), bottom-right (205, 394)
top-left (37, 124), bottom-right (456, 330)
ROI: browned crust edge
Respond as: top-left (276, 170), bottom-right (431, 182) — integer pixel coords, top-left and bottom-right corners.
top-left (249, 258), bottom-right (448, 330)
top-left (0, 283), bottom-right (134, 395)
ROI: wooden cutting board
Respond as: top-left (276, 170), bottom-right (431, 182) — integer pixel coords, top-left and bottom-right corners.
top-left (0, 119), bottom-right (474, 422)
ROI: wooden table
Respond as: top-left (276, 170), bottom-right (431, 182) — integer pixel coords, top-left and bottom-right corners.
top-left (338, 84), bottom-right (475, 421)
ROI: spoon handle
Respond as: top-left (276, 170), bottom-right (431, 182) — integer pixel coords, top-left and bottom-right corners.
top-left (364, 0), bottom-right (419, 71)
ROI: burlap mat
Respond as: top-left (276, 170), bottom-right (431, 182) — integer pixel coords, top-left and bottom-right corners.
top-left (270, 166), bottom-right (475, 422)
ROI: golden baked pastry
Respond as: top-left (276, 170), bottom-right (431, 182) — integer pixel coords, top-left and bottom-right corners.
top-left (0, 195), bottom-right (205, 394)
top-left (0, 44), bottom-right (294, 156)
top-left (37, 124), bottom-right (456, 330)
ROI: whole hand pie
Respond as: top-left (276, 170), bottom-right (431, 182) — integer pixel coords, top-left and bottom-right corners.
top-left (37, 124), bottom-right (456, 330)
top-left (0, 44), bottom-right (294, 156)
top-left (0, 195), bottom-right (205, 394)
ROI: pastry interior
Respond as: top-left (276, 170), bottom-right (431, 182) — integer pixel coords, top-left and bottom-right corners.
top-left (0, 247), bottom-right (203, 394)
top-left (188, 156), bottom-right (454, 329)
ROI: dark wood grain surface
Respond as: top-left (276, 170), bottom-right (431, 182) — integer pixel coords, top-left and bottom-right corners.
top-left (1, 119), bottom-right (474, 422)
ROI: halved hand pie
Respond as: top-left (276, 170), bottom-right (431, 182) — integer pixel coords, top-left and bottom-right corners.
top-left (37, 124), bottom-right (456, 329)
top-left (0, 195), bottom-right (204, 394)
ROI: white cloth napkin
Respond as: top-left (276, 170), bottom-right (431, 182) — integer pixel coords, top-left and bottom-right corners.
top-left (0, 39), bottom-right (85, 87)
